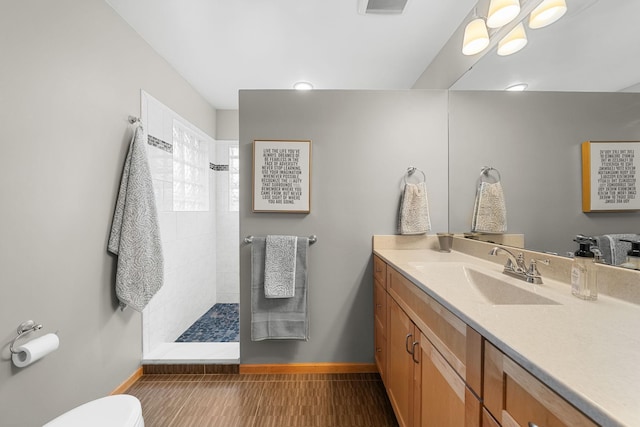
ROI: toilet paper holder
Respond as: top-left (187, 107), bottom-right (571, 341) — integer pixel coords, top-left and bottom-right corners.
top-left (10, 320), bottom-right (43, 354)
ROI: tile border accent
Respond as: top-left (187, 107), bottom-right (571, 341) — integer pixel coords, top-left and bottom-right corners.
top-left (147, 134), bottom-right (173, 153)
top-left (210, 163), bottom-right (229, 171)
top-left (239, 363), bottom-right (378, 375)
top-left (142, 364), bottom-right (240, 375)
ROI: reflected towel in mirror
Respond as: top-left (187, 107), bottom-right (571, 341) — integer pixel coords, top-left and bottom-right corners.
top-left (471, 181), bottom-right (507, 234)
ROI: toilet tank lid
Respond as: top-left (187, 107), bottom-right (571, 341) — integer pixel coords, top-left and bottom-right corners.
top-left (43, 394), bottom-right (143, 427)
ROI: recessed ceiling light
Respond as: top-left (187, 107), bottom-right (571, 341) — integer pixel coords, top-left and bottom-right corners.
top-left (293, 81), bottom-right (313, 91)
top-left (505, 83), bottom-right (528, 91)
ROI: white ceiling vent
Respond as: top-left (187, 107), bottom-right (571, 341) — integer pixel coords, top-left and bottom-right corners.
top-left (357, 0), bottom-right (408, 15)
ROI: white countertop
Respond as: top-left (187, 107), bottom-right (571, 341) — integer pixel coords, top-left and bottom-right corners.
top-left (374, 247), bottom-right (640, 427)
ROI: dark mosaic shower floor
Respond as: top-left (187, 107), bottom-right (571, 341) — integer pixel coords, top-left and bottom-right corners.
top-left (175, 303), bottom-right (239, 343)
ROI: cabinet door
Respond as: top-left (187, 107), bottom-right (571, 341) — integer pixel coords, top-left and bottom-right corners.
top-left (374, 317), bottom-right (387, 383)
top-left (484, 342), bottom-right (597, 427)
top-left (418, 332), bottom-right (480, 427)
top-left (387, 299), bottom-right (417, 427)
top-left (387, 266), bottom-right (482, 396)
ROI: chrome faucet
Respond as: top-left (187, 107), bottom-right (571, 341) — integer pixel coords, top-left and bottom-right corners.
top-left (489, 247), bottom-right (549, 284)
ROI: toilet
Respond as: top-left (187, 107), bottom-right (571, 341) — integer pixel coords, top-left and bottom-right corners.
top-left (43, 394), bottom-right (144, 427)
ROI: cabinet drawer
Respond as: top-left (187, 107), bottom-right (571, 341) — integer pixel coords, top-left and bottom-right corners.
top-left (484, 342), bottom-right (597, 427)
top-left (374, 280), bottom-right (387, 335)
top-left (373, 255), bottom-right (387, 288)
top-left (388, 266), bottom-right (482, 395)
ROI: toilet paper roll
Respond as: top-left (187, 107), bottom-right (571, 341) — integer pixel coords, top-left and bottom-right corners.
top-left (11, 333), bottom-right (59, 368)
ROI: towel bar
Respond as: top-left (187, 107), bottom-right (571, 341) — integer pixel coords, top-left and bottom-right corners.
top-left (244, 235), bottom-right (317, 244)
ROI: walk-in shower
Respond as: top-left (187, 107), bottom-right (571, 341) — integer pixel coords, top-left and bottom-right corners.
top-left (140, 91), bottom-right (239, 363)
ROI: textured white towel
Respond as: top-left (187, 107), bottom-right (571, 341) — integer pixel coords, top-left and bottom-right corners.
top-left (265, 235), bottom-right (298, 298)
top-left (108, 126), bottom-right (163, 311)
top-left (399, 182), bottom-right (431, 235)
top-left (471, 181), bottom-right (507, 234)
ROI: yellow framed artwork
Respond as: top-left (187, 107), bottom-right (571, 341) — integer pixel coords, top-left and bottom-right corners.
top-left (581, 141), bottom-right (640, 212)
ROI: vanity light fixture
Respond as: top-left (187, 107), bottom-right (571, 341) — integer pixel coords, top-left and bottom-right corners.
top-left (486, 0), bottom-right (521, 28)
top-left (461, 0), bottom-right (566, 57)
top-left (462, 18), bottom-right (490, 56)
top-left (529, 0), bottom-right (567, 29)
top-left (505, 83), bottom-right (528, 91)
top-left (497, 22), bottom-right (528, 56)
top-left (293, 81), bottom-right (313, 91)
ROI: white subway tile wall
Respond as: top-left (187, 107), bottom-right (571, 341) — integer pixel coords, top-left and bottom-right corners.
top-left (141, 91), bottom-right (218, 356)
top-left (216, 141), bottom-right (240, 303)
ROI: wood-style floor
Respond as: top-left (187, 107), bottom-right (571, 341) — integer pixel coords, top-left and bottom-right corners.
top-left (125, 373), bottom-right (399, 427)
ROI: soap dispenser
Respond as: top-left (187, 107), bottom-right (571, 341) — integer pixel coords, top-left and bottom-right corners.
top-left (571, 235), bottom-right (598, 300)
top-left (619, 239), bottom-right (640, 270)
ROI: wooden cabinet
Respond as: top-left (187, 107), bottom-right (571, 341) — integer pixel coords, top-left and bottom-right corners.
top-left (373, 255), bottom-right (388, 383)
top-left (374, 254), bottom-right (387, 286)
top-left (383, 265), bottom-right (481, 427)
top-left (374, 281), bottom-right (387, 382)
top-left (387, 265), bottom-right (482, 396)
top-left (387, 298), bottom-right (419, 427)
top-left (418, 331), bottom-right (481, 427)
top-left (375, 255), bottom-right (600, 427)
top-left (484, 342), bottom-right (597, 427)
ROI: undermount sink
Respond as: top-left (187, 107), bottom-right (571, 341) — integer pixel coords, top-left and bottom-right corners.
top-left (464, 268), bottom-right (560, 306)
top-left (407, 261), bottom-right (560, 306)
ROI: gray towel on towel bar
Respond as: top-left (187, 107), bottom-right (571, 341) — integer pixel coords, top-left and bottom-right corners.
top-left (251, 236), bottom-right (309, 341)
top-left (108, 126), bottom-right (163, 311)
top-left (593, 234), bottom-right (639, 265)
top-left (265, 235), bottom-right (297, 298)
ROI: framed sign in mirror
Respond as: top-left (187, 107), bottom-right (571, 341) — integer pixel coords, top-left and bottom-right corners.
top-left (252, 140), bottom-right (312, 213)
top-left (582, 141), bottom-right (640, 212)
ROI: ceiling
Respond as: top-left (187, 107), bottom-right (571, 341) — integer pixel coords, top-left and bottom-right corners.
top-left (106, 0), bottom-right (639, 110)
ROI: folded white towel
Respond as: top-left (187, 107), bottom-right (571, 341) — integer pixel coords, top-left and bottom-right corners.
top-left (471, 181), bottom-right (507, 234)
top-left (265, 235), bottom-right (298, 298)
top-left (399, 182), bottom-right (431, 235)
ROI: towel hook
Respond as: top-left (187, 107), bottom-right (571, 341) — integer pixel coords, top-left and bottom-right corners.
top-left (404, 167), bottom-right (426, 184)
top-left (10, 320), bottom-right (43, 354)
top-left (480, 166), bottom-right (501, 183)
top-left (128, 116), bottom-right (141, 125)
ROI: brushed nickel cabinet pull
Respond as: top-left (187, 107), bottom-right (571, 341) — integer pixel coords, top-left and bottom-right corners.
top-left (405, 333), bottom-right (413, 354)
top-left (411, 342), bottom-right (420, 364)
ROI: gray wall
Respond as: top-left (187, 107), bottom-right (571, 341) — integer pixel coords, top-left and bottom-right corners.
top-left (238, 90), bottom-right (449, 364)
top-left (0, 1), bottom-right (216, 425)
top-left (449, 91), bottom-right (640, 255)
top-left (216, 109), bottom-right (240, 140)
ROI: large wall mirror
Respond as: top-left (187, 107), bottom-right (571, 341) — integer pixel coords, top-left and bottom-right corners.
top-left (447, 0), bottom-right (640, 265)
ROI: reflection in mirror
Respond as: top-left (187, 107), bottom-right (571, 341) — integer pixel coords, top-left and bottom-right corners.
top-left (447, 91), bottom-right (640, 267)
top-left (451, 1), bottom-right (640, 92)
top-left (446, 2), bottom-right (640, 270)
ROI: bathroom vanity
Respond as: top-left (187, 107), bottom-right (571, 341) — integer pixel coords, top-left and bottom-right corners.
top-left (373, 235), bottom-right (640, 427)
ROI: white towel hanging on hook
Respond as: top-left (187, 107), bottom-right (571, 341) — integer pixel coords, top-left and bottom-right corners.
top-left (471, 166), bottom-right (507, 233)
top-left (399, 167), bottom-right (431, 235)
